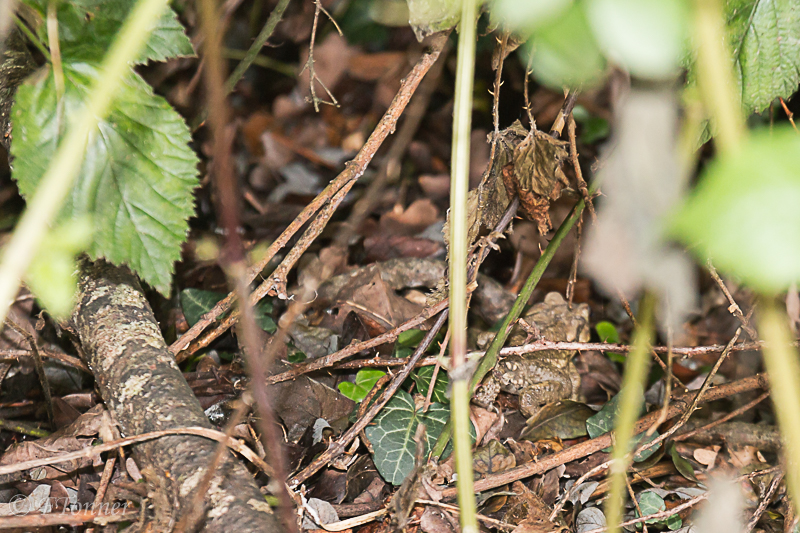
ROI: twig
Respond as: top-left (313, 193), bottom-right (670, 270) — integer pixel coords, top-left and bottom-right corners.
top-left (566, 217), bottom-right (582, 306)
top-left (300, 0), bottom-right (339, 111)
top-left (267, 298), bottom-right (449, 384)
top-left (195, 0), bottom-right (295, 528)
top-left (674, 390), bottom-right (770, 442)
top-left (440, 372), bottom-right (769, 498)
top-left (4, 318), bottom-right (54, 427)
top-left (225, 0), bottom-right (291, 93)
top-left (417, 499), bottom-right (515, 531)
top-left (170, 32), bottom-right (450, 360)
top-left (0, 348), bottom-right (89, 372)
top-left (744, 471), bottom-right (784, 533)
top-left (289, 310), bottom-right (449, 488)
top-left (707, 260), bottom-right (758, 339)
top-left (567, 114), bottom-right (596, 220)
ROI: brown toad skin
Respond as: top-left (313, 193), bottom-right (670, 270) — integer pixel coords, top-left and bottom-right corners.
top-left (475, 292), bottom-right (589, 417)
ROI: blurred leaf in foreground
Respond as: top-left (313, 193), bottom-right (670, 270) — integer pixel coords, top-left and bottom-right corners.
top-left (671, 127), bottom-right (800, 294)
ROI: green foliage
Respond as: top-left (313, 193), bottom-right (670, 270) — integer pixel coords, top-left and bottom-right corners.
top-left (586, 390), bottom-right (660, 461)
top-left (364, 390), bottom-right (451, 484)
top-left (586, 0), bottom-right (689, 80)
top-left (338, 369), bottom-right (386, 402)
top-left (180, 289), bottom-right (277, 333)
top-left (596, 321), bottom-right (620, 343)
top-left (523, 3), bottom-right (607, 89)
top-left (406, 0), bottom-right (461, 40)
top-left (671, 127), bottom-right (800, 295)
top-left (727, 0), bottom-right (800, 112)
top-left (411, 366), bottom-right (448, 404)
top-left (12, 0), bottom-right (198, 296)
top-left (26, 217), bottom-right (93, 317)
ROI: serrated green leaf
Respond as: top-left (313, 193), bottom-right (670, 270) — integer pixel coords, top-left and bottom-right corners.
top-left (22, 0), bottom-right (194, 64)
top-left (180, 289), bottom-right (276, 332)
top-left (13, 64), bottom-right (199, 294)
top-left (25, 217), bottom-right (93, 317)
top-left (365, 390), bottom-right (451, 485)
top-left (339, 369), bottom-right (386, 402)
top-left (586, 0), bottom-right (689, 80)
top-left (411, 366), bottom-right (448, 404)
top-left (671, 127), bottom-right (800, 294)
top-left (726, 0), bottom-right (800, 112)
top-left (523, 2), bottom-right (607, 89)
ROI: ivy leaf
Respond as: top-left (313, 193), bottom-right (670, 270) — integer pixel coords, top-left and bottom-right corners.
top-left (364, 390), bottom-right (451, 485)
top-left (22, 0), bottom-right (194, 64)
top-left (13, 63), bottom-right (199, 295)
top-left (671, 127), bottom-right (800, 294)
top-left (636, 491), bottom-right (666, 524)
top-left (181, 289), bottom-right (276, 333)
top-left (410, 366), bottom-right (448, 404)
top-left (727, 0), bottom-right (800, 112)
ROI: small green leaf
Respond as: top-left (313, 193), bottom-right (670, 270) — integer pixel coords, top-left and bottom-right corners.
top-left (397, 329), bottom-right (426, 347)
top-left (726, 0), bottom-right (800, 112)
top-left (338, 369), bottom-right (386, 402)
top-left (667, 513), bottom-right (682, 530)
top-left (671, 127), bottom-right (800, 295)
top-left (586, 390), bottom-right (660, 461)
top-left (180, 289), bottom-right (276, 332)
top-left (596, 321), bottom-right (621, 343)
top-left (670, 444), bottom-right (697, 482)
top-left (636, 491), bottom-right (665, 524)
top-left (406, 0), bottom-right (460, 41)
top-left (365, 390), bottom-right (452, 484)
top-left (524, 2), bottom-right (607, 89)
top-left (586, 0), bottom-right (688, 80)
top-left (25, 217), bottom-right (93, 317)
top-left (411, 366), bottom-right (448, 404)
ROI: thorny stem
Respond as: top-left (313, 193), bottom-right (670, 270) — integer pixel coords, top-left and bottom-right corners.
top-left (440, 372), bottom-right (768, 498)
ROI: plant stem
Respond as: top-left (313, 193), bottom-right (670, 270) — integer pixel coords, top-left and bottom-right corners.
top-left (0, 0), bottom-right (168, 327)
top-left (758, 296), bottom-right (800, 508)
top-left (225, 0), bottom-right (291, 92)
top-left (449, 0), bottom-right (478, 530)
top-left (431, 194), bottom-right (588, 460)
top-left (692, 0), bottom-right (745, 154)
top-left (604, 291), bottom-right (656, 533)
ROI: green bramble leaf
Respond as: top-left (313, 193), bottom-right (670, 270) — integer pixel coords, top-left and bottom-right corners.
top-left (13, 63), bottom-right (199, 294)
top-left (22, 0), bottom-right (194, 64)
top-left (726, 0), bottom-right (800, 113)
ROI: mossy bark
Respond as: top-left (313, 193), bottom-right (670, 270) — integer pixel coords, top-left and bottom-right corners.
top-left (73, 260), bottom-right (281, 532)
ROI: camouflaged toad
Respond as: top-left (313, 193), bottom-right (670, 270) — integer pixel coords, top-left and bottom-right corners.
top-left (474, 292), bottom-right (589, 418)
